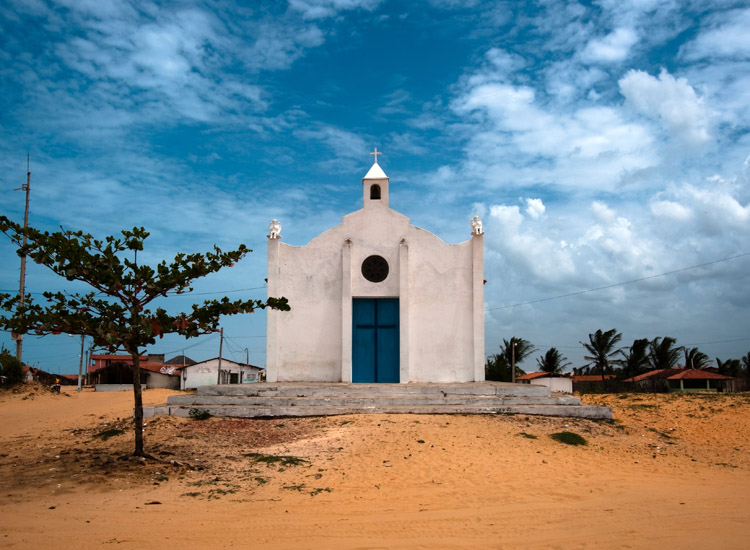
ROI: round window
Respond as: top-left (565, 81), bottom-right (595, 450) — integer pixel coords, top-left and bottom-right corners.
top-left (361, 255), bottom-right (389, 283)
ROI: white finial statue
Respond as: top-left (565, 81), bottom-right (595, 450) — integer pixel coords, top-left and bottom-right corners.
top-left (268, 219), bottom-right (282, 239)
top-left (471, 215), bottom-right (483, 235)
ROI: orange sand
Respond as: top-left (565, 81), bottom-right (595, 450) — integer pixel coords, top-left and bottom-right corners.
top-left (1, 385), bottom-right (749, 549)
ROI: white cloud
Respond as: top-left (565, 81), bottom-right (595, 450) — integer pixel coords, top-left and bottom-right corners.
top-left (649, 200), bottom-right (691, 222)
top-left (289, 0), bottom-right (382, 19)
top-left (681, 8), bottom-right (750, 61)
top-left (619, 68), bottom-right (710, 147)
top-left (485, 48), bottom-right (525, 75)
top-left (453, 80), bottom-right (657, 190)
top-left (580, 27), bottom-right (638, 64)
top-left (525, 198), bottom-right (545, 219)
top-left (295, 125), bottom-right (369, 164)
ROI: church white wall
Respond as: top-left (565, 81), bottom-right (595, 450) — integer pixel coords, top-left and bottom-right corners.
top-left (404, 229), bottom-right (475, 382)
top-left (266, 170), bottom-right (484, 384)
top-left (270, 238), bottom-right (344, 382)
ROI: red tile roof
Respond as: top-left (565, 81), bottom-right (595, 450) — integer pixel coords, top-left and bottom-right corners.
top-left (667, 369), bottom-right (734, 380)
top-left (572, 375), bottom-right (616, 382)
top-left (517, 372), bottom-right (568, 380)
top-left (625, 367), bottom-right (734, 382)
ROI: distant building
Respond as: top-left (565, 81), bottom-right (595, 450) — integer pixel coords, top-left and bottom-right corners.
top-left (180, 358), bottom-right (263, 390)
top-left (625, 367), bottom-right (735, 392)
top-left (517, 372), bottom-right (573, 393)
top-left (88, 353), bottom-right (180, 390)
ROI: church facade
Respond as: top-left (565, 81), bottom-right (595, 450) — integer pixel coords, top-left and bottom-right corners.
top-left (266, 155), bottom-right (485, 383)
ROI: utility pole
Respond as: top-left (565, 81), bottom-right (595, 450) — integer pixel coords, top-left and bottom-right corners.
top-left (511, 340), bottom-right (517, 384)
top-left (12, 155), bottom-right (31, 364)
top-left (77, 335), bottom-right (85, 392)
top-left (241, 347), bottom-right (249, 385)
top-left (216, 327), bottom-right (224, 385)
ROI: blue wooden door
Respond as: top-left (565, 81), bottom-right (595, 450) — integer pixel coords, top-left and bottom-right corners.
top-left (352, 298), bottom-right (399, 383)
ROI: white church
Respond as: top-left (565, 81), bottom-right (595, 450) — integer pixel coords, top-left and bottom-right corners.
top-left (265, 151), bottom-right (485, 384)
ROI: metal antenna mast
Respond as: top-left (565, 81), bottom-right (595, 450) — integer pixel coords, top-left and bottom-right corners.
top-left (13, 155), bottom-right (31, 363)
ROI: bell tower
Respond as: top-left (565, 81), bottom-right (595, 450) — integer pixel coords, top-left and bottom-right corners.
top-left (363, 147), bottom-right (389, 209)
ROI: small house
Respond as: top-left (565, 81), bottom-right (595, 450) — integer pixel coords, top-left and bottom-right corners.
top-left (180, 358), bottom-right (263, 390)
top-left (625, 367), bottom-right (735, 392)
top-left (516, 372), bottom-right (573, 393)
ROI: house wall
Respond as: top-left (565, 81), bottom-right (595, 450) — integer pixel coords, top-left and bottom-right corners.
top-left (267, 185), bottom-right (484, 383)
top-left (181, 359), bottom-right (261, 390)
top-left (529, 377), bottom-right (573, 393)
top-left (146, 371), bottom-right (180, 390)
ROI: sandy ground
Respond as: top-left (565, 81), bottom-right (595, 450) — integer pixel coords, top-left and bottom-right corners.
top-left (1, 385), bottom-right (749, 549)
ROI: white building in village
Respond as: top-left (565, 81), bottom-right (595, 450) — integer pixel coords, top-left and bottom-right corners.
top-left (180, 358), bottom-right (263, 390)
top-left (266, 152), bottom-right (485, 384)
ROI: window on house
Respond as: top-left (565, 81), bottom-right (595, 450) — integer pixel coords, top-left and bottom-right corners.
top-left (370, 184), bottom-right (381, 200)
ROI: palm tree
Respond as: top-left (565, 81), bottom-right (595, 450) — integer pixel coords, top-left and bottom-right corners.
top-left (683, 347), bottom-right (710, 370)
top-left (536, 348), bottom-right (572, 374)
top-left (648, 337), bottom-right (683, 370)
top-left (581, 328), bottom-right (623, 382)
top-left (616, 338), bottom-right (650, 379)
top-left (501, 337), bottom-right (536, 382)
top-left (485, 352), bottom-right (527, 382)
top-left (716, 357), bottom-right (742, 377)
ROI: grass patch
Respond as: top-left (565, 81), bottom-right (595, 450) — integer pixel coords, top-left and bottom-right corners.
top-left (309, 487), bottom-right (332, 496)
top-left (627, 403), bottom-right (657, 410)
top-left (549, 432), bottom-right (588, 446)
top-left (282, 484), bottom-right (305, 491)
top-left (93, 428), bottom-right (125, 441)
top-left (181, 492), bottom-right (202, 498)
top-left (516, 432), bottom-right (538, 439)
top-left (254, 476), bottom-right (269, 485)
top-left (244, 453), bottom-right (309, 467)
top-left (648, 427), bottom-right (676, 440)
top-left (189, 408), bottom-right (211, 421)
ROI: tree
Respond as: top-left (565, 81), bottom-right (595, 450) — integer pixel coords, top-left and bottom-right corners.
top-left (0, 348), bottom-right (24, 384)
top-left (485, 336), bottom-right (534, 382)
top-left (0, 217), bottom-right (289, 457)
top-left (648, 337), bottom-right (682, 370)
top-left (485, 353), bottom-right (512, 382)
top-left (502, 337), bottom-right (535, 381)
top-left (683, 347), bottom-right (710, 370)
top-left (501, 337), bottom-right (535, 367)
top-left (536, 347), bottom-right (571, 374)
top-left (616, 338), bottom-right (651, 379)
top-left (581, 328), bottom-right (623, 382)
top-left (716, 357), bottom-right (742, 378)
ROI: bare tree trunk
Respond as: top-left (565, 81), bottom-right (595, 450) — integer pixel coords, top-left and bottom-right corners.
top-left (131, 351), bottom-right (145, 457)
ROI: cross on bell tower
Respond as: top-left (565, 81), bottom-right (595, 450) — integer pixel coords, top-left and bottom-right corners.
top-left (363, 148), bottom-right (389, 209)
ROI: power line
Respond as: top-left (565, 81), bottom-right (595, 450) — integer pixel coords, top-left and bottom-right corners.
top-left (486, 251), bottom-right (750, 312)
top-left (0, 285), bottom-right (268, 298)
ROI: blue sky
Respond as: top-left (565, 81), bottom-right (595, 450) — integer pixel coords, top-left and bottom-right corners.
top-left (1, 0), bottom-right (749, 374)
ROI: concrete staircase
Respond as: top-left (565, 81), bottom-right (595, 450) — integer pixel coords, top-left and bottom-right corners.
top-left (144, 382), bottom-right (612, 420)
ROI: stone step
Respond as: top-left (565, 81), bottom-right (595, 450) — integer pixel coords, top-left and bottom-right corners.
top-left (166, 394), bottom-right (582, 408)
top-left (148, 403), bottom-right (612, 420)
top-left (195, 382), bottom-right (550, 398)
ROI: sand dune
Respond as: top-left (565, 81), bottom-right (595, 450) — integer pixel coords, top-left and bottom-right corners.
top-left (1, 384), bottom-right (748, 549)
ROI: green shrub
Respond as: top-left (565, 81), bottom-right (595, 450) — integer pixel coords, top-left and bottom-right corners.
top-left (0, 350), bottom-right (24, 384)
top-left (189, 408), bottom-right (211, 421)
top-left (549, 431), bottom-right (588, 446)
top-left (93, 428), bottom-right (125, 440)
